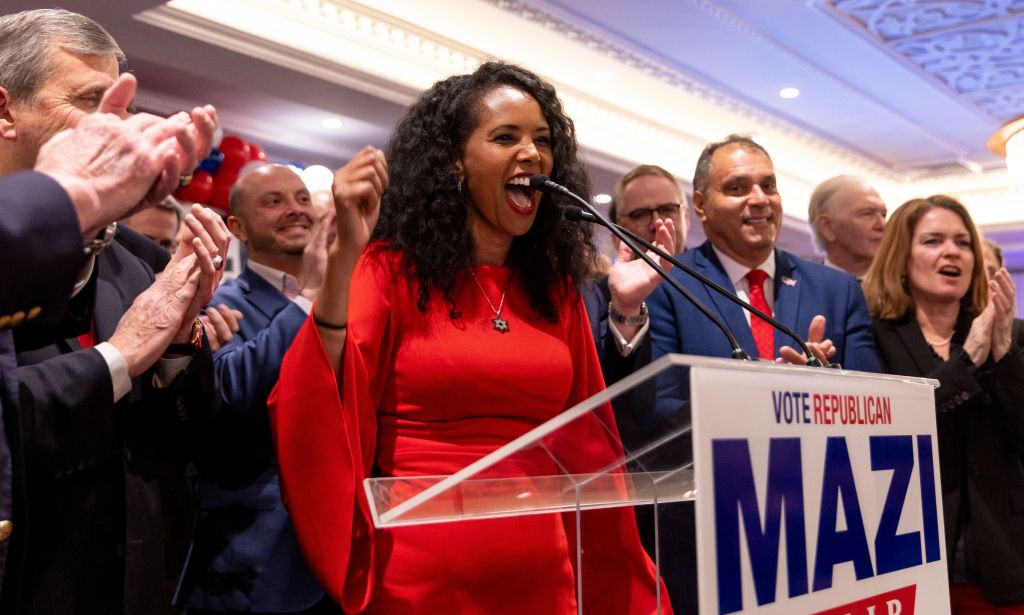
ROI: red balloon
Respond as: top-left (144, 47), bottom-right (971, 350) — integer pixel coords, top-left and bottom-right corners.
top-left (219, 135), bottom-right (248, 156)
top-left (208, 180), bottom-right (232, 211)
top-left (174, 170), bottom-right (214, 205)
top-left (218, 136), bottom-right (250, 175)
top-left (248, 142), bottom-right (268, 162)
top-left (209, 170), bottom-right (239, 211)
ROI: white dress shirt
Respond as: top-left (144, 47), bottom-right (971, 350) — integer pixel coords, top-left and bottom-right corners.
top-left (711, 246), bottom-right (776, 326)
top-left (247, 260), bottom-right (313, 315)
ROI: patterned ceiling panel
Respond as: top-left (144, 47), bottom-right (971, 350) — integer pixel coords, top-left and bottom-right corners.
top-left (822, 0), bottom-right (1024, 121)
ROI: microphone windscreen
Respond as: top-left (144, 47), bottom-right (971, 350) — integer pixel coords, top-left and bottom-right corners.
top-left (563, 206), bottom-right (596, 223)
top-left (529, 174), bottom-right (550, 190)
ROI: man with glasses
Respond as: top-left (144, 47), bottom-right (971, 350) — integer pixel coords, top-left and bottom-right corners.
top-left (609, 164), bottom-right (689, 251)
top-left (582, 165), bottom-right (686, 608)
top-left (588, 164), bottom-right (688, 364)
top-left (585, 164), bottom-right (687, 386)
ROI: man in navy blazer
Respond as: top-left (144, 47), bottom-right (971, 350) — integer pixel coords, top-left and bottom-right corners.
top-left (645, 135), bottom-right (879, 611)
top-left (176, 164), bottom-right (334, 613)
top-left (649, 135), bottom-right (878, 394)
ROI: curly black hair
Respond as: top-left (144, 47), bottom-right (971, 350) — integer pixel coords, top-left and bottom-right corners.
top-left (371, 61), bottom-right (594, 323)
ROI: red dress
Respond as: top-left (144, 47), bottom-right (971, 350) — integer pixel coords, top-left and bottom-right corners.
top-left (270, 245), bottom-right (672, 614)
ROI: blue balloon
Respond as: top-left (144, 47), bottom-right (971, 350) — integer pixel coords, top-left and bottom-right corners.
top-left (198, 149), bottom-right (225, 174)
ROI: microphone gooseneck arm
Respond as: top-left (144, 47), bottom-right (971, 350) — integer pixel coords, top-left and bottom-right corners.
top-left (563, 204), bottom-right (827, 368)
top-left (530, 175), bottom-right (750, 361)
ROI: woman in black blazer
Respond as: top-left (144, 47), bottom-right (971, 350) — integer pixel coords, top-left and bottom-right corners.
top-left (863, 195), bottom-right (1024, 613)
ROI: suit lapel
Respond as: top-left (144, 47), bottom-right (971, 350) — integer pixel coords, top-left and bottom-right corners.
top-left (772, 250), bottom-right (802, 354)
top-left (693, 243), bottom-right (757, 353)
top-left (240, 267), bottom-right (291, 320)
top-left (890, 315), bottom-right (938, 375)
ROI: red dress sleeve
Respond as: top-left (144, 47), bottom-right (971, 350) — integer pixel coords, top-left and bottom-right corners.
top-left (559, 293), bottom-right (674, 614)
top-left (269, 248), bottom-right (395, 613)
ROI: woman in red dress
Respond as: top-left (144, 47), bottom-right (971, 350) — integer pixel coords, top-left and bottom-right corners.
top-left (270, 62), bottom-right (672, 614)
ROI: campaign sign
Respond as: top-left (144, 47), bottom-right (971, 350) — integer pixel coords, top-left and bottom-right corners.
top-left (690, 362), bottom-right (947, 615)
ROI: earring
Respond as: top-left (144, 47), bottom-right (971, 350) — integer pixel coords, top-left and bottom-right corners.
top-left (457, 178), bottom-right (463, 193)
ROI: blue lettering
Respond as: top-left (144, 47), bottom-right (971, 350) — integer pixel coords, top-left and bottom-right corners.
top-left (771, 391), bottom-right (811, 424)
top-left (813, 437), bottom-right (873, 591)
top-left (713, 438), bottom-right (808, 614)
top-left (772, 391), bottom-right (784, 423)
top-left (917, 435), bottom-right (942, 562)
top-left (870, 436), bottom-right (922, 575)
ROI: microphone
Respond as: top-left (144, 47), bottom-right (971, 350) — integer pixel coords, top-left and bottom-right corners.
top-left (562, 204), bottom-right (828, 368)
top-left (531, 175), bottom-right (751, 361)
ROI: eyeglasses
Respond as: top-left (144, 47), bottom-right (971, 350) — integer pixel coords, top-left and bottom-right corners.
top-left (622, 203), bottom-right (682, 225)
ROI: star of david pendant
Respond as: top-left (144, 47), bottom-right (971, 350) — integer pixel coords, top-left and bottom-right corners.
top-left (491, 316), bottom-right (510, 333)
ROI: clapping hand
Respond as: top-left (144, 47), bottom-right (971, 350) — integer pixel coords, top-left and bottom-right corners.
top-left (778, 314), bottom-right (836, 366)
top-left (607, 218), bottom-right (676, 318)
top-left (989, 267), bottom-right (1017, 362)
top-left (299, 208), bottom-right (336, 301)
top-left (169, 204), bottom-right (231, 344)
top-left (34, 73), bottom-right (218, 237)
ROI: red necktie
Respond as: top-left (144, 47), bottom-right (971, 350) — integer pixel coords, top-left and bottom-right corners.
top-left (77, 320), bottom-right (96, 349)
top-left (745, 269), bottom-right (774, 360)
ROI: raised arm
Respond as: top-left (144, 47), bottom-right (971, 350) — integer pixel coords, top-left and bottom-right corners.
top-left (312, 146), bottom-right (388, 373)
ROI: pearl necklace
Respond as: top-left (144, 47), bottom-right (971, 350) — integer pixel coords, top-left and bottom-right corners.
top-left (924, 334), bottom-right (953, 347)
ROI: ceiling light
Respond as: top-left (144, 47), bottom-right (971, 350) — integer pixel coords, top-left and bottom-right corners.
top-left (322, 117), bottom-right (344, 129)
top-left (989, 115), bottom-right (1024, 190)
top-left (957, 157), bottom-right (983, 174)
top-left (594, 193), bottom-right (612, 204)
top-left (779, 87), bottom-right (800, 99)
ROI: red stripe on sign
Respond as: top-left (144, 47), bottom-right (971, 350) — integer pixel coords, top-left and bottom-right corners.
top-left (812, 584), bottom-right (916, 615)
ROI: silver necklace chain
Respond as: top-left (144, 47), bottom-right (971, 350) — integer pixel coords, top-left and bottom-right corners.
top-left (470, 270), bottom-right (511, 333)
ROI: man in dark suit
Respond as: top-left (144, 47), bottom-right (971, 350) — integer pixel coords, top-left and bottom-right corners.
top-left (0, 9), bottom-right (223, 613)
top-left (645, 135), bottom-right (879, 611)
top-left (0, 106), bottom-right (205, 607)
top-left (176, 164), bottom-right (334, 614)
top-left (582, 164), bottom-right (688, 613)
top-left (584, 164), bottom-right (685, 459)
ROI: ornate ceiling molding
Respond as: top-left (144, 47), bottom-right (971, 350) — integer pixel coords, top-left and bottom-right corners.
top-left (819, 0), bottom-right (1024, 123)
top-left (485, 0), bottom-right (914, 178)
top-left (137, 0), bottom-right (1024, 229)
top-left (144, 0), bottom-right (878, 189)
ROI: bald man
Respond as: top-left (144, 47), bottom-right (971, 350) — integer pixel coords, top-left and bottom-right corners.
top-left (176, 164), bottom-right (338, 613)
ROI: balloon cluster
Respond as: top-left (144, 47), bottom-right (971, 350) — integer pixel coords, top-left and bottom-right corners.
top-left (174, 135), bottom-right (268, 215)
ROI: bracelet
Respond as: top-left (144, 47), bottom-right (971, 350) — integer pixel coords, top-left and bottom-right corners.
top-left (608, 301), bottom-right (648, 326)
top-left (165, 318), bottom-right (204, 356)
top-left (313, 316), bottom-right (348, 330)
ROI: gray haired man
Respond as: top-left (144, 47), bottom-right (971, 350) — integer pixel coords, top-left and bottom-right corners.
top-left (0, 9), bottom-right (223, 614)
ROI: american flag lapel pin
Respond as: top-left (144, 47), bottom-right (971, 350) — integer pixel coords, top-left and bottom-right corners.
top-left (781, 276), bottom-right (797, 287)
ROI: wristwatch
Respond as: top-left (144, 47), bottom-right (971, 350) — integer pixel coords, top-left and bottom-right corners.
top-left (608, 301), bottom-right (648, 326)
top-left (83, 222), bottom-right (118, 256)
top-left (165, 318), bottom-right (204, 356)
